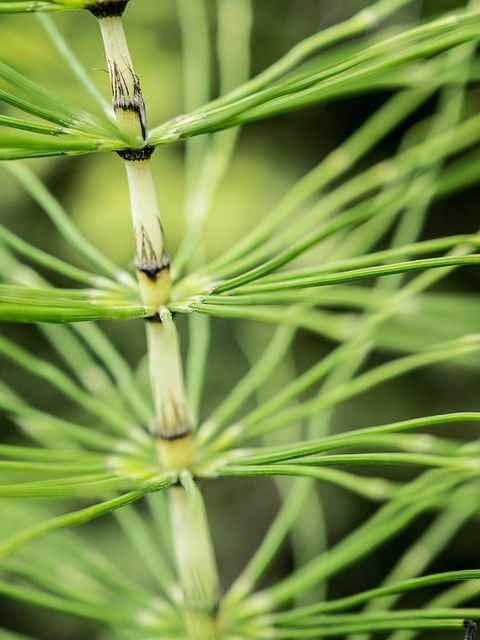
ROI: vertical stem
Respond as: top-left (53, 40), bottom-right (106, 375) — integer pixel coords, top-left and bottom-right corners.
top-left (169, 473), bottom-right (221, 640)
top-left (90, 8), bottom-right (221, 640)
top-left (94, 9), bottom-right (172, 308)
top-left (147, 310), bottom-right (193, 470)
top-left (90, 1), bottom-right (193, 446)
top-left (96, 13), bottom-right (144, 139)
top-left (123, 158), bottom-right (171, 308)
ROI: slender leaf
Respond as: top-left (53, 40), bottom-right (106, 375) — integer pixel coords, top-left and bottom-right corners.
top-left (150, 9), bottom-right (480, 142)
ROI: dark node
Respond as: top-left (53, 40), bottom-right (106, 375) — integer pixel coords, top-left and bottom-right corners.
top-left (144, 312), bottom-right (162, 323)
top-left (116, 146), bottom-right (155, 162)
top-left (464, 620), bottom-right (477, 640)
top-left (144, 311), bottom-right (177, 324)
top-left (135, 250), bottom-right (171, 281)
top-left (155, 428), bottom-right (192, 442)
top-left (85, 0), bottom-right (129, 18)
top-left (139, 264), bottom-right (162, 281)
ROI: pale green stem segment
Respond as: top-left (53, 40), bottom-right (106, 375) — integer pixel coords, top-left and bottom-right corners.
top-left (147, 309), bottom-right (193, 470)
top-left (97, 15), bottom-right (144, 140)
top-left (96, 13), bottom-right (172, 308)
top-left (169, 473), bottom-right (221, 640)
top-left (124, 158), bottom-right (171, 307)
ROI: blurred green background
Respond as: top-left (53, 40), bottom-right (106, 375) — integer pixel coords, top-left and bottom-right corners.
top-left (0, 1), bottom-right (479, 638)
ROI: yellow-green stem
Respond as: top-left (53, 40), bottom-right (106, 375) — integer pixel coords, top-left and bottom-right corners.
top-left (147, 310), bottom-right (193, 468)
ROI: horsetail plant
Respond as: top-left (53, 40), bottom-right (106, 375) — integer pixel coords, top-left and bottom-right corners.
top-left (0, 1), bottom-right (479, 639)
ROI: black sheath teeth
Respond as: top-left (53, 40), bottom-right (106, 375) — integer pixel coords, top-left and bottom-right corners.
top-left (86, 0), bottom-right (129, 18)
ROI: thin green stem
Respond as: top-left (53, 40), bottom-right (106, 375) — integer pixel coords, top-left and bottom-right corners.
top-left (199, 87), bottom-right (431, 279)
top-left (241, 337), bottom-right (479, 440)
top-left (0, 490), bottom-right (148, 559)
top-left (73, 322), bottom-right (153, 427)
top-left (0, 334), bottom-right (136, 436)
top-left (198, 325), bottom-right (296, 446)
top-left (149, 0), bottom-right (420, 144)
top-left (243, 469), bottom-right (470, 613)
top-left (0, 226), bottom-right (111, 287)
top-left (37, 14), bottom-right (112, 115)
top-left (186, 314), bottom-right (211, 421)
top-left (348, 482), bottom-right (480, 640)
top-left (112, 502), bottom-right (177, 595)
top-left (0, 380), bottom-right (118, 452)
top-left (275, 569), bottom-right (480, 620)
top-left (223, 479), bottom-right (347, 608)
top-left (2, 162), bottom-right (134, 286)
top-left (0, 579), bottom-right (135, 626)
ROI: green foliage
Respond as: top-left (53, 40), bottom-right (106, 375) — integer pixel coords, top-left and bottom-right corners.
top-left (0, 0), bottom-right (106, 13)
top-left (0, 0), bottom-right (479, 639)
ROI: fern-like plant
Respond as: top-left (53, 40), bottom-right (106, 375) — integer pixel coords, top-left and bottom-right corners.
top-left (0, 1), bottom-right (479, 639)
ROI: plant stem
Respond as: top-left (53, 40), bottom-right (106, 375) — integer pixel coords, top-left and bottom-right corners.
top-left (123, 157), bottom-right (171, 307)
top-left (169, 473), bottom-right (221, 640)
top-left (92, 15), bottom-right (219, 640)
top-left (93, 9), bottom-right (188, 457)
top-left (147, 309), bottom-right (194, 470)
top-left (96, 11), bottom-right (172, 307)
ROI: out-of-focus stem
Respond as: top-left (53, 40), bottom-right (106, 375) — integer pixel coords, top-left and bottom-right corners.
top-left (169, 473), bottom-right (221, 640)
top-left (147, 310), bottom-right (193, 469)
